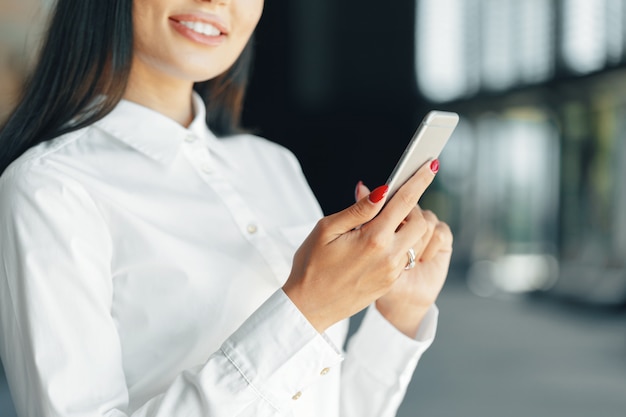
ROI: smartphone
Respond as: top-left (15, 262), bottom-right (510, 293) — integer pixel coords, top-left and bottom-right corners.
top-left (385, 110), bottom-right (459, 199)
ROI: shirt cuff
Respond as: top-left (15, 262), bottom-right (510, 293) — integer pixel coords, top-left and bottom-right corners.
top-left (220, 289), bottom-right (343, 411)
top-left (345, 303), bottom-right (439, 383)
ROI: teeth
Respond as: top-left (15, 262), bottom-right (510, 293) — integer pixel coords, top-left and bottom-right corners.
top-left (179, 21), bottom-right (221, 36)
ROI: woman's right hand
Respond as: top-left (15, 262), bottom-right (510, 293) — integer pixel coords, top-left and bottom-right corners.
top-left (282, 161), bottom-right (440, 333)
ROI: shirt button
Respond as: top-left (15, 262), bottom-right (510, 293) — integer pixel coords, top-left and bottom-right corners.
top-left (292, 391), bottom-right (302, 401)
top-left (246, 224), bottom-right (258, 234)
top-left (320, 367), bottom-right (330, 376)
top-left (201, 162), bottom-right (212, 173)
top-left (185, 134), bottom-right (196, 143)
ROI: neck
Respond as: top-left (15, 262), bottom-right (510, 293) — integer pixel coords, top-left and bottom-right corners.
top-left (123, 60), bottom-right (196, 127)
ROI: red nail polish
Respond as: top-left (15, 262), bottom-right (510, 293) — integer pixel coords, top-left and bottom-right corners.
top-left (430, 159), bottom-right (440, 174)
top-left (368, 185), bottom-right (389, 203)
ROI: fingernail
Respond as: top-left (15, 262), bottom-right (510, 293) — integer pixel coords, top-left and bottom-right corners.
top-left (355, 180), bottom-right (363, 201)
top-left (430, 159), bottom-right (440, 174)
top-left (368, 185), bottom-right (389, 203)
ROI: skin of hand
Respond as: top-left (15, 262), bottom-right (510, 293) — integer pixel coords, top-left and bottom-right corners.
top-left (282, 161), bottom-right (453, 336)
top-left (355, 177), bottom-right (453, 338)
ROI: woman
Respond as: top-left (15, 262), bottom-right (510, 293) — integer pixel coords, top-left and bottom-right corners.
top-left (0, 0), bottom-right (453, 416)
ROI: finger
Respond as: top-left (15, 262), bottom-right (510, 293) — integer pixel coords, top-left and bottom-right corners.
top-left (395, 207), bottom-right (436, 254)
top-left (321, 184), bottom-right (389, 239)
top-left (354, 181), bottom-right (371, 202)
top-left (377, 160), bottom-right (439, 232)
top-left (419, 220), bottom-right (453, 262)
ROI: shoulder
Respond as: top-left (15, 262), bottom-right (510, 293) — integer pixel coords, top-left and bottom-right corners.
top-left (2, 126), bottom-right (94, 180)
top-left (0, 127), bottom-right (97, 214)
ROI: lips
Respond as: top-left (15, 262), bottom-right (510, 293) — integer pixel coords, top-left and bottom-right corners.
top-left (169, 14), bottom-right (229, 46)
top-left (169, 14), bottom-right (229, 36)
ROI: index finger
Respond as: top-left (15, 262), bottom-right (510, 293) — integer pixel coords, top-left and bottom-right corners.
top-left (374, 159), bottom-right (439, 232)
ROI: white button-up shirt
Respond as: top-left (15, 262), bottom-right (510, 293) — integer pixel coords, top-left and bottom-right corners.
top-left (0, 94), bottom-right (437, 417)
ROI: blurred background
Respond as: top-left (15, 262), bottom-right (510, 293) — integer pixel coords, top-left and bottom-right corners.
top-left (1, 0), bottom-right (625, 416)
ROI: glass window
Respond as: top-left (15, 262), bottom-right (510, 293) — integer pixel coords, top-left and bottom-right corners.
top-left (562, 0), bottom-right (607, 74)
top-left (517, 0), bottom-right (555, 84)
top-left (481, 0), bottom-right (517, 90)
top-left (415, 0), bottom-right (470, 102)
top-left (415, 0), bottom-right (626, 101)
top-left (606, 0), bottom-right (625, 64)
top-left (416, 0), bottom-right (556, 101)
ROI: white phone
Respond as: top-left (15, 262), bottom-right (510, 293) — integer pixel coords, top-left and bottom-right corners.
top-left (385, 110), bottom-right (459, 199)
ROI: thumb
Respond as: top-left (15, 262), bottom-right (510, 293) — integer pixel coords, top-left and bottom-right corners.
top-left (323, 185), bottom-right (389, 236)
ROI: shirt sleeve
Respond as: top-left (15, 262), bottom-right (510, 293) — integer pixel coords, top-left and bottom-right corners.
top-left (0, 163), bottom-right (343, 417)
top-left (340, 303), bottom-right (438, 417)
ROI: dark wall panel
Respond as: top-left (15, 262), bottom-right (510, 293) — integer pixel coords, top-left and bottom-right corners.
top-left (243, 0), bottom-right (427, 214)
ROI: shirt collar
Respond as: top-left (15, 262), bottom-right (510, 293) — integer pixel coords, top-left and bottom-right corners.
top-left (94, 92), bottom-right (221, 166)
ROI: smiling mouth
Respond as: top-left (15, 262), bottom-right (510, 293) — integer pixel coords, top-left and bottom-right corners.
top-left (177, 20), bottom-right (222, 36)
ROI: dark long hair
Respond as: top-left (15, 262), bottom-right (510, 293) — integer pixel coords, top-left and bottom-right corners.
top-left (0, 0), bottom-right (254, 176)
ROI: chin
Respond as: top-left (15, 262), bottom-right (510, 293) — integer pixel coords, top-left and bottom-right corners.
top-left (177, 60), bottom-right (237, 83)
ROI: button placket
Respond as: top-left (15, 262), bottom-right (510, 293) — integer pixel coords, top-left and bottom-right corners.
top-left (196, 149), bottom-right (213, 175)
top-left (183, 135), bottom-right (215, 176)
top-left (182, 143), bottom-right (291, 284)
top-left (201, 161), bottom-right (212, 174)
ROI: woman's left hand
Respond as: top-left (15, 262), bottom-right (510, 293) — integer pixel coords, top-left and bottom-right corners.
top-left (355, 181), bottom-right (453, 337)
